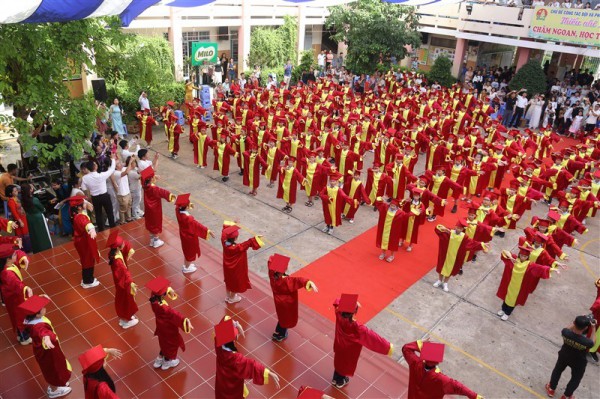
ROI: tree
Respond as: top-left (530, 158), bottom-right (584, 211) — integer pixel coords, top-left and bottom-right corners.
top-left (0, 18), bottom-right (128, 167)
top-left (248, 16), bottom-right (297, 69)
top-left (508, 60), bottom-right (547, 96)
top-left (326, 0), bottom-right (421, 74)
top-left (428, 56), bottom-right (455, 88)
top-left (292, 50), bottom-right (316, 84)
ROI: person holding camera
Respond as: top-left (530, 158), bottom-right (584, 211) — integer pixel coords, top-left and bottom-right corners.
top-left (545, 315), bottom-right (596, 399)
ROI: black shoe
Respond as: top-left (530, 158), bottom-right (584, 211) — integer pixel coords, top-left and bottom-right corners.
top-left (494, 231), bottom-right (505, 238)
top-left (590, 352), bottom-right (599, 362)
top-left (458, 268), bottom-right (464, 275)
top-left (272, 331), bottom-right (288, 342)
top-left (451, 204), bottom-right (458, 213)
top-left (238, 170), bottom-right (244, 176)
top-left (222, 176), bottom-right (229, 182)
top-left (471, 255), bottom-right (477, 262)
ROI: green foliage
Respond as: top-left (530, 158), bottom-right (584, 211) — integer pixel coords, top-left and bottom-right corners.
top-left (427, 56), bottom-right (455, 87)
top-left (508, 60), bottom-right (547, 96)
top-left (292, 50), bottom-right (316, 84)
top-left (326, 0), bottom-right (421, 74)
top-left (0, 17), bottom-right (128, 167)
top-left (248, 16), bottom-right (298, 69)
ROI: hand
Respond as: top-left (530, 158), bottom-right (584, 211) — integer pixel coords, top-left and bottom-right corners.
top-left (105, 348), bottom-right (123, 359)
top-left (209, 231), bottom-right (216, 239)
top-left (308, 281), bottom-right (319, 293)
top-left (573, 239), bottom-right (579, 247)
top-left (131, 283), bottom-right (138, 295)
top-left (39, 294), bottom-right (51, 300)
top-left (233, 320), bottom-right (245, 338)
top-left (26, 287), bottom-right (33, 297)
top-left (43, 335), bottom-right (55, 349)
top-left (89, 229), bottom-right (97, 239)
top-left (269, 372), bottom-right (281, 389)
top-left (10, 221), bottom-right (19, 231)
top-left (257, 235), bottom-right (264, 239)
top-left (14, 237), bottom-right (22, 248)
top-left (154, 152), bottom-right (160, 160)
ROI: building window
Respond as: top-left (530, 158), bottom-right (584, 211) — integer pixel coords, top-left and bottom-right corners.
top-left (230, 30), bottom-right (238, 63)
top-left (182, 31), bottom-right (210, 76)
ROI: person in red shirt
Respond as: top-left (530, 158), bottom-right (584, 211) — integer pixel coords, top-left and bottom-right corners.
top-left (402, 340), bottom-right (482, 399)
top-left (175, 193), bottom-right (215, 274)
top-left (141, 167), bottom-right (176, 248)
top-left (78, 345), bottom-right (122, 399)
top-left (145, 276), bottom-right (193, 370)
top-left (268, 253), bottom-right (318, 342)
top-left (69, 196), bottom-right (101, 289)
top-left (20, 295), bottom-right (72, 398)
top-left (332, 294), bottom-right (393, 388)
top-left (214, 316), bottom-right (281, 399)
top-left (106, 230), bottom-right (139, 330)
top-left (221, 221), bottom-right (264, 304)
top-left (0, 249), bottom-right (32, 344)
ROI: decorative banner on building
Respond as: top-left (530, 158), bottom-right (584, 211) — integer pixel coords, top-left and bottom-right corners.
top-left (529, 6), bottom-right (600, 47)
top-left (191, 42), bottom-right (218, 66)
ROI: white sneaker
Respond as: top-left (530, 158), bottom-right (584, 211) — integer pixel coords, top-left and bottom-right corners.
top-left (226, 294), bottom-right (242, 304)
top-left (153, 238), bottom-right (165, 248)
top-left (433, 280), bottom-right (442, 288)
top-left (149, 238), bottom-right (155, 247)
top-left (500, 314), bottom-right (509, 321)
top-left (137, 211), bottom-right (145, 217)
top-left (497, 310), bottom-right (505, 317)
top-left (19, 337), bottom-right (32, 345)
top-left (47, 386), bottom-right (71, 398)
top-left (442, 283), bottom-right (449, 292)
top-left (348, 219), bottom-right (354, 224)
top-left (322, 226), bottom-right (330, 233)
top-left (161, 358), bottom-right (180, 370)
top-left (182, 264), bottom-right (197, 274)
top-left (327, 227), bottom-right (333, 235)
top-left (81, 279), bottom-right (100, 289)
top-left (153, 356), bottom-right (164, 369)
top-left (120, 318), bottom-right (139, 329)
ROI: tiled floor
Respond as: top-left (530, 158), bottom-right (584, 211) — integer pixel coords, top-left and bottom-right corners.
top-left (0, 218), bottom-right (409, 398)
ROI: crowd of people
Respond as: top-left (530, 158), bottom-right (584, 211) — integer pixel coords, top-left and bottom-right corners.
top-left (0, 59), bottom-right (599, 399)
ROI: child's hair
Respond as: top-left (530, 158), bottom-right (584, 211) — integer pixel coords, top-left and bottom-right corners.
top-left (150, 294), bottom-right (164, 303)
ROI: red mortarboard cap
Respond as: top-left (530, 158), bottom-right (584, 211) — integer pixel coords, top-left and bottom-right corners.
top-left (372, 161), bottom-right (382, 168)
top-left (411, 187), bottom-right (423, 196)
top-left (390, 199), bottom-right (400, 207)
top-left (571, 187), bottom-right (581, 196)
top-left (167, 101), bottom-right (175, 107)
top-left (537, 219), bottom-right (551, 227)
top-left (594, 170), bottom-right (600, 179)
top-left (78, 345), bottom-right (105, 375)
top-left (580, 179), bottom-right (592, 187)
top-left (329, 171), bottom-right (343, 181)
top-left (548, 210), bottom-right (561, 221)
top-left (214, 318), bottom-right (238, 346)
top-left (534, 232), bottom-right (548, 242)
top-left (518, 246), bottom-right (533, 255)
top-left (509, 179), bottom-right (520, 189)
top-left (457, 218), bottom-right (469, 228)
top-left (419, 174), bottom-right (431, 184)
top-left (68, 196), bottom-right (86, 207)
top-left (18, 295), bottom-right (50, 316)
top-left (268, 253), bottom-right (290, 273)
top-left (105, 230), bottom-right (123, 249)
top-left (223, 225), bottom-right (241, 240)
top-left (338, 294), bottom-right (359, 313)
top-left (297, 387), bottom-right (324, 398)
top-left (140, 166), bottom-right (155, 183)
top-left (420, 342), bottom-right (445, 363)
top-left (395, 153), bottom-right (403, 160)
top-left (175, 193), bottom-right (191, 208)
top-left (145, 276), bottom-right (170, 295)
top-left (559, 200), bottom-right (570, 208)
top-left (467, 203), bottom-right (479, 214)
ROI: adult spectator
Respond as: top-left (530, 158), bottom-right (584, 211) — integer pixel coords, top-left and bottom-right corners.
top-left (21, 183), bottom-right (52, 253)
top-left (108, 98), bottom-right (126, 139)
top-left (113, 159), bottom-right (133, 224)
top-left (546, 315), bottom-right (596, 399)
top-left (227, 58), bottom-right (236, 81)
top-left (119, 138), bottom-right (140, 162)
top-left (283, 59), bottom-right (293, 89)
top-left (585, 103), bottom-right (600, 133)
top-left (317, 51), bottom-right (326, 73)
top-left (326, 51), bottom-right (333, 69)
top-left (502, 91), bottom-right (517, 127)
top-left (137, 149), bottom-right (159, 172)
top-left (126, 156), bottom-right (144, 219)
top-left (338, 52), bottom-right (344, 68)
top-left (0, 164), bottom-right (30, 206)
top-left (509, 90), bottom-right (528, 127)
top-left (81, 154), bottom-right (117, 232)
top-left (138, 91), bottom-right (150, 111)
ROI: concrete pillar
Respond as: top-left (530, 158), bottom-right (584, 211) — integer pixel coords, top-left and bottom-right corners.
top-left (238, 0), bottom-right (252, 73)
top-left (297, 5), bottom-right (306, 63)
top-left (573, 54), bottom-right (583, 70)
top-left (452, 38), bottom-right (467, 78)
top-left (169, 8), bottom-right (184, 81)
top-left (515, 46), bottom-right (531, 71)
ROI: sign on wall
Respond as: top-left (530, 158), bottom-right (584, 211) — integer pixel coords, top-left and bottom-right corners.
top-left (529, 6), bottom-right (600, 47)
top-left (191, 42), bottom-right (218, 66)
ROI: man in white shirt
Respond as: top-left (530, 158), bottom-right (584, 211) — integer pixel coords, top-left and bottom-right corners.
top-left (510, 90), bottom-right (528, 127)
top-left (113, 159), bottom-right (133, 224)
top-left (81, 153), bottom-right (117, 232)
top-left (138, 91), bottom-right (150, 111)
top-left (119, 138), bottom-right (140, 163)
top-left (137, 149), bottom-right (159, 172)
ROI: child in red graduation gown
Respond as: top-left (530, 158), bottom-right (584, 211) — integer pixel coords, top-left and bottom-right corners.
top-left (145, 276), bottom-right (193, 370)
top-left (20, 295), bottom-right (72, 398)
top-left (402, 340), bottom-right (482, 399)
top-left (268, 253), bottom-right (318, 342)
top-left (320, 171), bottom-right (357, 235)
top-left (400, 188), bottom-right (427, 252)
top-left (277, 157), bottom-right (306, 213)
top-left (78, 345), bottom-right (122, 399)
top-left (0, 250), bottom-right (32, 344)
top-left (137, 108), bottom-right (158, 147)
top-left (242, 143), bottom-right (268, 196)
top-left (175, 193), bottom-right (215, 274)
top-left (0, 218), bottom-right (19, 259)
top-left (374, 197), bottom-right (407, 263)
top-left (70, 196), bottom-right (101, 289)
top-left (106, 230), bottom-right (139, 330)
top-left (332, 294), bottom-right (393, 388)
top-left (141, 166), bottom-right (176, 249)
top-left (210, 133), bottom-right (238, 182)
top-left (214, 316), bottom-right (281, 399)
top-left (221, 222), bottom-right (264, 304)
top-left (190, 121), bottom-right (213, 168)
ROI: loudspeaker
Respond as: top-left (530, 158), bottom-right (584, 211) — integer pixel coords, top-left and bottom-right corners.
top-left (91, 79), bottom-right (107, 103)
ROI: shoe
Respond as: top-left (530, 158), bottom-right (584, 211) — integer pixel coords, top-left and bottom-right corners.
top-left (172, 154), bottom-right (178, 160)
top-left (149, 238), bottom-right (155, 247)
top-left (497, 310), bottom-right (505, 317)
top-left (153, 356), bottom-right (164, 369)
top-left (81, 279), bottom-right (100, 289)
top-left (442, 283), bottom-right (449, 292)
top-left (238, 171), bottom-right (244, 176)
top-left (545, 383), bottom-right (555, 397)
top-left (272, 331), bottom-right (288, 342)
top-left (327, 227), bottom-right (333, 235)
top-left (451, 204), bottom-right (458, 213)
top-left (333, 377), bottom-right (350, 388)
top-left (458, 268), bottom-right (464, 275)
top-left (433, 280), bottom-right (442, 288)
top-left (427, 216), bottom-right (436, 222)
top-left (226, 294), bottom-right (242, 304)
top-left (153, 239), bottom-right (165, 248)
top-left (385, 256), bottom-right (395, 263)
top-left (379, 253), bottom-right (386, 260)
top-left (322, 226), bottom-right (330, 233)
top-left (47, 386), bottom-right (71, 398)
top-left (137, 211), bottom-right (145, 217)
top-left (501, 314), bottom-right (509, 321)
top-left (494, 231), bottom-right (506, 238)
top-left (222, 176), bottom-right (229, 182)
top-left (120, 317), bottom-right (139, 329)
top-left (19, 337), bottom-right (32, 345)
top-left (406, 246), bottom-right (412, 252)
top-left (559, 395), bottom-right (574, 399)
top-left (590, 352), bottom-right (599, 362)
top-left (161, 358), bottom-right (180, 370)
top-left (182, 264), bottom-right (197, 274)
top-left (471, 255), bottom-right (477, 262)
top-left (348, 219), bottom-right (354, 224)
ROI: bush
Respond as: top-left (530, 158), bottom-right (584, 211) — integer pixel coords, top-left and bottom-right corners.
top-left (427, 56), bottom-right (455, 88)
top-left (508, 59), bottom-right (547, 96)
top-left (292, 50), bottom-right (315, 84)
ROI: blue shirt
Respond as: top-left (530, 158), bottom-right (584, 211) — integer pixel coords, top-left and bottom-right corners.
top-left (284, 64), bottom-right (292, 77)
top-left (175, 110), bottom-right (185, 126)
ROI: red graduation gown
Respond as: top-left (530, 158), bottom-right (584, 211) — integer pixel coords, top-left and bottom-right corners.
top-left (191, 132), bottom-right (213, 167)
top-left (496, 254), bottom-right (550, 307)
top-left (319, 185), bottom-right (354, 227)
top-left (215, 344), bottom-right (267, 399)
top-left (277, 167), bottom-right (305, 205)
top-left (221, 230), bottom-right (263, 293)
top-left (242, 152), bottom-right (267, 189)
top-left (211, 142), bottom-right (237, 177)
top-left (83, 377), bottom-right (119, 399)
top-left (176, 211), bottom-right (210, 262)
top-left (73, 213), bottom-right (99, 269)
top-left (0, 266), bottom-right (29, 333)
top-left (269, 271), bottom-right (309, 328)
top-left (333, 310), bottom-right (391, 377)
top-left (27, 317), bottom-right (72, 386)
top-left (110, 253), bottom-right (138, 320)
top-left (402, 341), bottom-right (478, 399)
top-left (151, 300), bottom-right (188, 359)
top-left (435, 227), bottom-right (485, 277)
top-left (137, 114), bottom-right (156, 145)
top-left (375, 200), bottom-right (407, 252)
top-left (143, 184), bottom-right (174, 235)
top-left (401, 201), bottom-right (426, 244)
